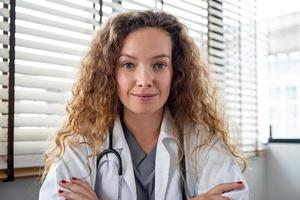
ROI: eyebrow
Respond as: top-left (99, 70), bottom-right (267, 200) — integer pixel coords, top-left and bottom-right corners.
top-left (119, 53), bottom-right (171, 59)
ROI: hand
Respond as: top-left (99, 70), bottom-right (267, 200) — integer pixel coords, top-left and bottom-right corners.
top-left (58, 177), bottom-right (99, 200)
top-left (191, 181), bottom-right (244, 200)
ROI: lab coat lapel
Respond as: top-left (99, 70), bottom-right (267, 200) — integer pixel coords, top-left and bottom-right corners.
top-left (155, 108), bottom-right (174, 200)
top-left (112, 116), bottom-right (137, 200)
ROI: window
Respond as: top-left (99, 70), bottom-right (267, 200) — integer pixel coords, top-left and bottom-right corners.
top-left (0, 0), bottom-right (98, 181)
top-left (258, 0), bottom-right (300, 142)
top-left (1, 0), bottom-right (260, 181)
top-left (270, 87), bottom-right (281, 100)
top-left (285, 87), bottom-right (297, 100)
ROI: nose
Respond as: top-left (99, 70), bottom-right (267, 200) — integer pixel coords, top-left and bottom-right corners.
top-left (136, 66), bottom-right (154, 88)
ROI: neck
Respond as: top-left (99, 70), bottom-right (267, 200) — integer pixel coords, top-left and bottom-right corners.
top-left (122, 107), bottom-right (164, 154)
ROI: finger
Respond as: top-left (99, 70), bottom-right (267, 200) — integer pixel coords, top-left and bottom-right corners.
top-left (70, 177), bottom-right (98, 199)
top-left (71, 177), bottom-right (94, 193)
top-left (59, 180), bottom-right (91, 197)
top-left (207, 181), bottom-right (244, 195)
top-left (192, 194), bottom-right (230, 200)
top-left (58, 190), bottom-right (89, 200)
top-left (215, 195), bottom-right (230, 200)
top-left (208, 195), bottom-right (230, 200)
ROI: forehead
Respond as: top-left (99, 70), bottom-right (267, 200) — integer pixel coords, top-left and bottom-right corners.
top-left (119, 27), bottom-right (172, 58)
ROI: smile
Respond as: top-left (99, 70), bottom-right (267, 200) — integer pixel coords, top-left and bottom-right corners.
top-left (131, 93), bottom-right (157, 97)
top-left (130, 93), bottom-right (158, 102)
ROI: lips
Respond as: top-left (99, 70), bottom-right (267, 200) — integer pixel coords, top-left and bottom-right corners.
top-left (130, 93), bottom-right (158, 103)
top-left (131, 93), bottom-right (157, 97)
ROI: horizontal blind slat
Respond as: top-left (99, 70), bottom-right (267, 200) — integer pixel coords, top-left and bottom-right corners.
top-left (0, 22), bottom-right (9, 31)
top-left (0, 8), bottom-right (9, 18)
top-left (0, 35), bottom-right (8, 45)
top-left (163, 1), bottom-right (206, 18)
top-left (17, 0), bottom-right (99, 26)
top-left (17, 25), bottom-right (88, 45)
top-left (0, 63), bottom-right (76, 79)
top-left (17, 12), bottom-right (93, 35)
top-left (0, 127), bottom-right (57, 141)
top-left (0, 88), bottom-right (70, 103)
top-left (0, 102), bottom-right (66, 115)
top-left (103, 1), bottom-right (129, 12)
top-left (0, 154), bottom-right (44, 169)
top-left (0, 0), bottom-right (9, 4)
top-left (0, 141), bottom-right (49, 155)
top-left (0, 115), bottom-right (65, 127)
top-left (44, 0), bottom-right (99, 15)
top-left (16, 38), bottom-right (84, 56)
top-left (0, 49), bottom-right (9, 58)
top-left (0, 74), bottom-right (73, 91)
top-left (15, 51), bottom-right (78, 67)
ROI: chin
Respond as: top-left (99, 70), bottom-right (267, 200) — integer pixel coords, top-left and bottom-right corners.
top-left (126, 105), bottom-right (164, 115)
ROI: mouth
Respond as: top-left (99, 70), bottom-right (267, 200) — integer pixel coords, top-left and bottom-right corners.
top-left (131, 93), bottom-right (158, 97)
top-left (130, 93), bottom-right (158, 102)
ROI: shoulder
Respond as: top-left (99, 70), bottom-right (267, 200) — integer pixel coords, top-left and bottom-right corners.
top-left (40, 135), bottom-right (97, 199)
top-left (56, 135), bottom-right (94, 164)
top-left (184, 123), bottom-right (235, 165)
top-left (46, 134), bottom-right (96, 183)
top-left (185, 129), bottom-right (235, 175)
top-left (184, 124), bottom-right (249, 199)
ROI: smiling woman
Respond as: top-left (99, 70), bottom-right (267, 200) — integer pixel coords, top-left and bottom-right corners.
top-left (115, 27), bottom-right (173, 154)
top-left (39, 10), bottom-right (249, 200)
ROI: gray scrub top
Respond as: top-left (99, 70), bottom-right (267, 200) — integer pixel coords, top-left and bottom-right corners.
top-left (121, 119), bottom-right (157, 200)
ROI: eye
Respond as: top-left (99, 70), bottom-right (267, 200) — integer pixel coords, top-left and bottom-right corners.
top-left (122, 62), bottom-right (135, 70)
top-left (153, 63), bottom-right (167, 71)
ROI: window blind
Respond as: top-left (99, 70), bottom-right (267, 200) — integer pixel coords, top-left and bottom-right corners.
top-left (0, 0), bottom-right (100, 180)
top-left (1, 0), bottom-right (260, 181)
top-left (207, 0), bottom-right (225, 83)
top-left (222, 0), bottom-right (258, 153)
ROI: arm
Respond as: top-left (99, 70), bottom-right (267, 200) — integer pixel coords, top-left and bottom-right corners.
top-left (57, 177), bottom-right (99, 200)
top-left (191, 137), bottom-right (249, 200)
top-left (39, 143), bottom-right (97, 200)
top-left (192, 182), bottom-right (245, 200)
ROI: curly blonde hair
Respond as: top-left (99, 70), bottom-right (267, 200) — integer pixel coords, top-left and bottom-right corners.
top-left (42, 10), bottom-right (247, 180)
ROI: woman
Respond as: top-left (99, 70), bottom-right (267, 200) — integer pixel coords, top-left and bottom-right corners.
top-left (40, 10), bottom-right (249, 200)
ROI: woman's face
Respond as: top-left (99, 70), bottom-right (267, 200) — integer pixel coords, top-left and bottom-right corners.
top-left (115, 27), bottom-right (173, 115)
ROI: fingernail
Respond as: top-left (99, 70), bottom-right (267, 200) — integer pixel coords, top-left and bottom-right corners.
top-left (58, 190), bottom-right (64, 193)
top-left (71, 177), bottom-right (77, 180)
top-left (236, 181), bottom-right (243, 184)
top-left (61, 180), bottom-right (67, 184)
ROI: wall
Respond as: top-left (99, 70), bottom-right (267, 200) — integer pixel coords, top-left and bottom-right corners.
top-left (266, 143), bottom-right (300, 200)
top-left (247, 155), bottom-right (267, 200)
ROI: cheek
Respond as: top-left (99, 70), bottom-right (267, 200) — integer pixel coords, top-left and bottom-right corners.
top-left (160, 70), bottom-right (173, 94)
top-left (115, 71), bottom-right (130, 95)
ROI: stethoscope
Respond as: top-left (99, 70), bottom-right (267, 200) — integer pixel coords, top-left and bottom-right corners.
top-left (96, 126), bottom-right (123, 200)
top-left (96, 126), bottom-right (189, 200)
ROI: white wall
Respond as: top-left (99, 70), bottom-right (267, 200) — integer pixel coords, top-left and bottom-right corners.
top-left (0, 143), bottom-right (299, 200)
top-left (247, 156), bottom-right (267, 200)
top-left (265, 143), bottom-right (300, 200)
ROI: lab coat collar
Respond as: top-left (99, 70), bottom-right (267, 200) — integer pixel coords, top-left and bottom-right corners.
top-left (160, 106), bottom-right (176, 140)
top-left (109, 106), bottom-right (176, 200)
top-left (155, 106), bottom-right (177, 199)
top-left (111, 115), bottom-right (126, 150)
top-left (111, 106), bottom-right (175, 150)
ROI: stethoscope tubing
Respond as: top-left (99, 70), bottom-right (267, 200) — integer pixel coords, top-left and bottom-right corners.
top-left (96, 126), bottom-right (188, 199)
top-left (96, 127), bottom-right (123, 176)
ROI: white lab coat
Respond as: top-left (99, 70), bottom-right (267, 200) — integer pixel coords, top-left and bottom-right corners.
top-left (39, 108), bottom-right (249, 200)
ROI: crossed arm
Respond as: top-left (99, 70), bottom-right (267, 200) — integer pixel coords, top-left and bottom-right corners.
top-left (58, 178), bottom-right (245, 200)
